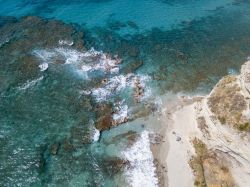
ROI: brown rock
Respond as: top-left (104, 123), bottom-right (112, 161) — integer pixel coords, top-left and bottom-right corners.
top-left (95, 103), bottom-right (113, 130)
top-left (96, 115), bottom-right (113, 130)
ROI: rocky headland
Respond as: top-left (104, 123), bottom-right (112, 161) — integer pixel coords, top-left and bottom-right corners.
top-left (155, 61), bottom-right (250, 187)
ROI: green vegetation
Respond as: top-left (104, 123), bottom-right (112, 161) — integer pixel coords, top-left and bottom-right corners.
top-left (237, 122), bottom-right (250, 132)
top-left (218, 116), bottom-right (226, 124)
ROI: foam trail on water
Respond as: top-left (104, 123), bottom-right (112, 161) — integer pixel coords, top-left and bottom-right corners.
top-left (33, 50), bottom-right (55, 62)
top-left (18, 76), bottom-right (44, 90)
top-left (81, 65), bottom-right (92, 71)
top-left (58, 39), bottom-right (74, 46)
top-left (122, 131), bottom-right (158, 187)
top-left (33, 47), bottom-right (121, 74)
top-left (112, 100), bottom-right (129, 124)
top-left (89, 74), bottom-right (152, 102)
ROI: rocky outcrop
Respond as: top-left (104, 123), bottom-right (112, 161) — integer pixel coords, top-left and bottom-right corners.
top-left (95, 103), bottom-right (113, 131)
top-left (208, 61), bottom-right (250, 132)
top-left (161, 61), bottom-right (250, 187)
top-left (95, 102), bottom-right (130, 131)
top-left (133, 77), bottom-right (145, 103)
top-left (240, 60), bottom-right (250, 93)
top-left (189, 61), bottom-right (250, 186)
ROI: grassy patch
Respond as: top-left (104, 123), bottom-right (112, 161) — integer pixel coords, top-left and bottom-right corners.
top-left (218, 116), bottom-right (226, 124)
top-left (189, 138), bottom-right (208, 187)
top-left (208, 75), bottom-right (249, 132)
top-left (189, 138), bottom-right (234, 187)
top-left (237, 122), bottom-right (250, 132)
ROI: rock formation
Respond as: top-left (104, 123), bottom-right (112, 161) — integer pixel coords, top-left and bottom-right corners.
top-left (161, 61), bottom-right (250, 187)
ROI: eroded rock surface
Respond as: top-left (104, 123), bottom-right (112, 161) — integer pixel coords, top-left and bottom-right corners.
top-left (208, 61), bottom-right (250, 132)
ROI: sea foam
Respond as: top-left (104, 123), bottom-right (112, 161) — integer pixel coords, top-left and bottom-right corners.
top-left (33, 47), bottom-right (121, 74)
top-left (90, 74), bottom-right (133, 102)
top-left (34, 46), bottom-right (153, 103)
top-left (92, 127), bottom-right (100, 142)
top-left (122, 131), bottom-right (158, 187)
top-left (58, 39), bottom-right (74, 46)
top-left (112, 100), bottom-right (129, 124)
top-left (18, 76), bottom-right (44, 90)
top-left (89, 74), bottom-right (151, 102)
top-left (39, 63), bottom-right (48, 72)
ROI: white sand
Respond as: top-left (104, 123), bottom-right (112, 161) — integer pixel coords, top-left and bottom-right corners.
top-left (165, 103), bottom-right (198, 187)
top-left (154, 61), bottom-right (250, 186)
top-left (157, 96), bottom-right (250, 187)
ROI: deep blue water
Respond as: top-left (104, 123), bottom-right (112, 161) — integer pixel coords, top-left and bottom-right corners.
top-left (1, 0), bottom-right (250, 186)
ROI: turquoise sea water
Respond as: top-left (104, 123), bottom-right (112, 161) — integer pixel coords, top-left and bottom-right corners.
top-left (1, 0), bottom-right (250, 186)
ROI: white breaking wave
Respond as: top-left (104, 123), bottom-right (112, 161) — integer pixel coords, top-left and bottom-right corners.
top-left (33, 49), bottom-right (56, 62)
top-left (33, 45), bottom-right (153, 103)
top-left (89, 74), bottom-right (152, 102)
top-left (92, 127), bottom-right (100, 142)
top-left (122, 131), bottom-right (159, 187)
top-left (81, 65), bottom-right (92, 71)
top-left (18, 76), bottom-right (44, 90)
top-left (33, 47), bottom-right (121, 74)
top-left (39, 63), bottom-right (48, 72)
top-left (88, 120), bottom-right (100, 142)
top-left (131, 74), bottom-right (151, 90)
top-left (90, 74), bottom-right (133, 102)
top-left (58, 39), bottom-right (74, 46)
top-left (132, 74), bottom-right (152, 101)
top-left (112, 100), bottom-right (129, 124)
top-left (80, 90), bottom-right (92, 95)
top-left (154, 97), bottom-right (163, 114)
top-left (227, 68), bottom-right (238, 75)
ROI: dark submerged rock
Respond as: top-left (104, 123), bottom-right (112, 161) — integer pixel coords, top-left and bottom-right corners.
top-left (110, 130), bottom-right (139, 146)
top-left (127, 21), bottom-right (139, 30)
top-left (122, 60), bottom-right (143, 74)
top-left (49, 142), bottom-right (60, 155)
top-left (128, 46), bottom-right (140, 57)
top-left (102, 157), bottom-right (129, 176)
top-left (61, 139), bottom-right (75, 153)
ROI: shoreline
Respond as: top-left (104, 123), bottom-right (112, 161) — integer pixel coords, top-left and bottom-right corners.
top-left (151, 95), bottom-right (203, 187)
top-left (151, 62), bottom-right (250, 186)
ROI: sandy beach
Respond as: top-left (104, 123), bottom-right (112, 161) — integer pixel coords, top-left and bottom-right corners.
top-left (152, 94), bottom-right (250, 186)
top-left (149, 61), bottom-right (250, 187)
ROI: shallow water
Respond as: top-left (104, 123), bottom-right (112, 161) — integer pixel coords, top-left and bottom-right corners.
top-left (0, 0), bottom-right (232, 26)
top-left (1, 0), bottom-right (250, 186)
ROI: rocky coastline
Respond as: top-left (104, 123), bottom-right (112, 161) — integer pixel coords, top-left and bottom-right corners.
top-left (154, 61), bottom-right (250, 187)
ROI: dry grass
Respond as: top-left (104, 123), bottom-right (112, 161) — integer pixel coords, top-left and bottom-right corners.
top-left (238, 122), bottom-right (250, 132)
top-left (208, 75), bottom-right (249, 131)
top-left (189, 138), bottom-right (235, 187)
top-left (197, 116), bottom-right (210, 138)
